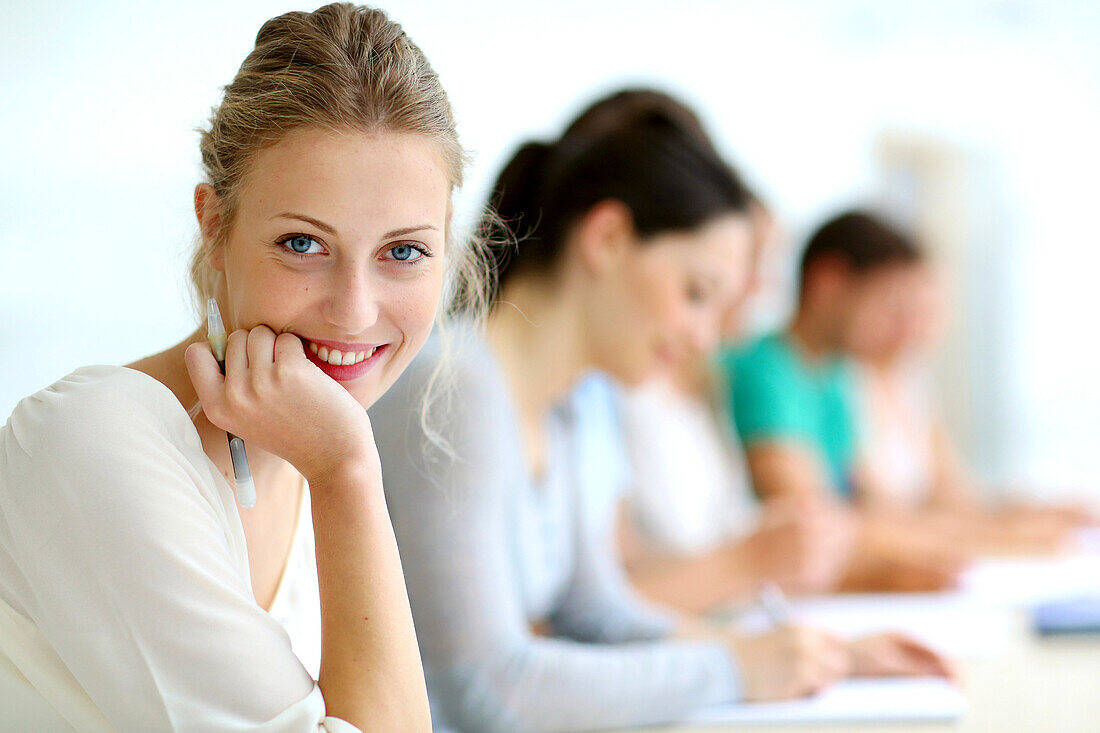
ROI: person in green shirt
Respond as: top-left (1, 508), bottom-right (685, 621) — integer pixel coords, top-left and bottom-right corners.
top-left (722, 332), bottom-right (859, 498)
top-left (721, 211), bottom-right (924, 503)
top-left (719, 211), bottom-right (977, 591)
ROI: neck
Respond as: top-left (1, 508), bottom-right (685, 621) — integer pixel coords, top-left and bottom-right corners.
top-left (787, 307), bottom-right (838, 361)
top-left (128, 328), bottom-right (302, 502)
top-left (485, 276), bottom-right (591, 425)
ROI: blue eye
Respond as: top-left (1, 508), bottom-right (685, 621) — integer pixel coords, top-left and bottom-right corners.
top-left (279, 235), bottom-right (324, 256)
top-left (385, 243), bottom-right (426, 262)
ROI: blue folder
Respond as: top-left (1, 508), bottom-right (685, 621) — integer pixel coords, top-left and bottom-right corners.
top-left (1034, 596), bottom-right (1100, 635)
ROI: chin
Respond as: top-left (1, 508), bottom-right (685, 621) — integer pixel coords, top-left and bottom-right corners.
top-left (615, 359), bottom-right (661, 388)
top-left (350, 364), bottom-right (403, 409)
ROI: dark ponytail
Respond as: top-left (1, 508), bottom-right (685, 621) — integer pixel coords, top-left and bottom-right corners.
top-left (482, 141), bottom-right (556, 287)
top-left (470, 92), bottom-right (753, 307)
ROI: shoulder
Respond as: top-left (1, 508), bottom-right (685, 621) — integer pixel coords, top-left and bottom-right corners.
top-left (721, 334), bottom-right (796, 389)
top-left (1, 366), bottom-right (214, 525)
top-left (741, 333), bottom-right (794, 368)
top-left (372, 325), bottom-right (522, 519)
top-left (3, 365), bottom-right (194, 461)
top-left (1, 366), bottom-right (229, 571)
top-left (371, 323), bottom-right (510, 437)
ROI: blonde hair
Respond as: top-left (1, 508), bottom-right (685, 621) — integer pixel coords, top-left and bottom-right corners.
top-left (189, 2), bottom-right (477, 313)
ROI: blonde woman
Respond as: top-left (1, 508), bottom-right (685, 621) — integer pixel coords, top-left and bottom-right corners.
top-left (0, 5), bottom-right (479, 730)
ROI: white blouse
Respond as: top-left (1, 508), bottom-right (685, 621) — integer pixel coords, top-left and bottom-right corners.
top-left (853, 364), bottom-right (935, 508)
top-left (618, 378), bottom-right (760, 556)
top-left (0, 366), bottom-right (357, 732)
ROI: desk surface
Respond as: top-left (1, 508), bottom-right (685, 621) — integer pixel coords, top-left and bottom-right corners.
top-left (626, 614), bottom-right (1100, 733)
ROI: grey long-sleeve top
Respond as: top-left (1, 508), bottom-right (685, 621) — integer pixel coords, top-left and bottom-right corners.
top-left (369, 328), bottom-right (741, 733)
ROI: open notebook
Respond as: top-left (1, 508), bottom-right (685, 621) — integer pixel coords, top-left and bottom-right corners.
top-left (731, 591), bottom-right (1012, 659)
top-left (685, 677), bottom-right (965, 725)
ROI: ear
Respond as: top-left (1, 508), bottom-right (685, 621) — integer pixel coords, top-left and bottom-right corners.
top-left (573, 199), bottom-right (636, 276)
top-left (194, 183), bottom-right (226, 272)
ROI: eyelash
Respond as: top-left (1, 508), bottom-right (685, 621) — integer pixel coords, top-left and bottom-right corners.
top-left (272, 234), bottom-right (433, 263)
top-left (382, 241), bottom-right (433, 263)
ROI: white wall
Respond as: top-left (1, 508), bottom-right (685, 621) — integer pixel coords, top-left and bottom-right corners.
top-left (2, 0), bottom-right (1098, 495)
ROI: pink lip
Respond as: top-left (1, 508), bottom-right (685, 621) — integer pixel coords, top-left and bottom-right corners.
top-left (302, 341), bottom-right (390, 382)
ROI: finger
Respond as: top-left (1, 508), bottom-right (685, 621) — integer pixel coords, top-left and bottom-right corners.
top-left (806, 659), bottom-right (845, 694)
top-left (800, 628), bottom-right (850, 678)
top-left (274, 331), bottom-right (307, 365)
top-left (894, 636), bottom-right (956, 679)
top-left (871, 635), bottom-right (936, 677)
top-left (225, 328), bottom-right (249, 376)
top-left (821, 640), bottom-right (853, 679)
top-left (246, 325), bottom-right (277, 370)
top-left (184, 341), bottom-right (225, 408)
top-left (816, 629), bottom-right (848, 653)
top-left (245, 326), bottom-right (276, 392)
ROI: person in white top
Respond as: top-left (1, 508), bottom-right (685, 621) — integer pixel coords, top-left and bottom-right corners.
top-left (0, 4), bottom-right (485, 730)
top-left (851, 262), bottom-right (1090, 553)
top-left (615, 200), bottom-right (857, 615)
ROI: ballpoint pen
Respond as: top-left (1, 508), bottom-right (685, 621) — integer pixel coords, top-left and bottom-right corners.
top-left (756, 580), bottom-right (793, 627)
top-left (207, 298), bottom-right (257, 509)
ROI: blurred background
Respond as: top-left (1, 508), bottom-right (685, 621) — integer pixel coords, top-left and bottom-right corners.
top-left (2, 0), bottom-right (1098, 497)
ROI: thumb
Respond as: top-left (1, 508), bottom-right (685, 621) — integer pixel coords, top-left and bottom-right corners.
top-left (184, 341), bottom-right (225, 416)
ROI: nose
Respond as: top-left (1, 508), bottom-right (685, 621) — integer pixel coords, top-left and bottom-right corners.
top-left (322, 264), bottom-right (380, 335)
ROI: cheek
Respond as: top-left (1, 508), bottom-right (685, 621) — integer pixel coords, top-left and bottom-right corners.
top-left (630, 267), bottom-right (685, 333)
top-left (225, 252), bottom-right (307, 327)
top-left (382, 272), bottom-right (443, 346)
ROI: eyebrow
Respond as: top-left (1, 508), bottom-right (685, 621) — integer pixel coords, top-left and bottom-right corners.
top-left (272, 212), bottom-right (438, 240)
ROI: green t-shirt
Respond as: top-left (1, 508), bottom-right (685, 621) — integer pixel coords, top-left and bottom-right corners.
top-left (718, 332), bottom-right (858, 498)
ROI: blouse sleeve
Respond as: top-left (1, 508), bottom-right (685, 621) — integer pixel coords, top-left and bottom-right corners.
top-left (545, 379), bottom-right (679, 644)
top-left (371, 350), bottom-right (740, 733)
top-left (0, 370), bottom-right (359, 732)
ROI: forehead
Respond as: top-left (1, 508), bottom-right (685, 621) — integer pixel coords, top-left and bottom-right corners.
top-left (237, 127), bottom-right (450, 233)
top-left (645, 214), bottom-right (753, 271)
top-left (693, 214), bottom-right (753, 253)
top-left (647, 214), bottom-right (751, 252)
top-left (858, 262), bottom-right (927, 291)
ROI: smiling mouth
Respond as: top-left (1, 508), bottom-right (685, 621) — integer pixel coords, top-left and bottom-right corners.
top-left (306, 341), bottom-right (379, 366)
top-left (301, 339), bottom-right (390, 383)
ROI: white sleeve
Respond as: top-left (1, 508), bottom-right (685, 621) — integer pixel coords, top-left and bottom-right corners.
top-left (0, 372), bottom-right (361, 732)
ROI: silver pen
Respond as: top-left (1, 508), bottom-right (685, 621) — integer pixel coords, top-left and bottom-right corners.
top-left (756, 581), bottom-right (793, 627)
top-left (206, 298), bottom-right (257, 509)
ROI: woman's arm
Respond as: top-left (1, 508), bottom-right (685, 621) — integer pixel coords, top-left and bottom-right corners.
top-left (187, 327), bottom-right (430, 731)
top-left (744, 441), bottom-right (835, 503)
top-left (617, 503), bottom-right (757, 614)
top-left (927, 422), bottom-right (981, 513)
top-left (308, 460), bottom-right (429, 732)
top-left (371, 354), bottom-right (751, 733)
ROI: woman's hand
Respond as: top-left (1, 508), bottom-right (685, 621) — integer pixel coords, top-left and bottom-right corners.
top-left (848, 632), bottom-right (956, 680)
top-left (726, 626), bottom-right (851, 701)
top-left (736, 497), bottom-right (856, 594)
top-left (184, 326), bottom-right (378, 481)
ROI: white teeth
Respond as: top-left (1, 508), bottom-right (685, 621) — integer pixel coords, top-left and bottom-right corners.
top-left (309, 342), bottom-right (377, 366)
